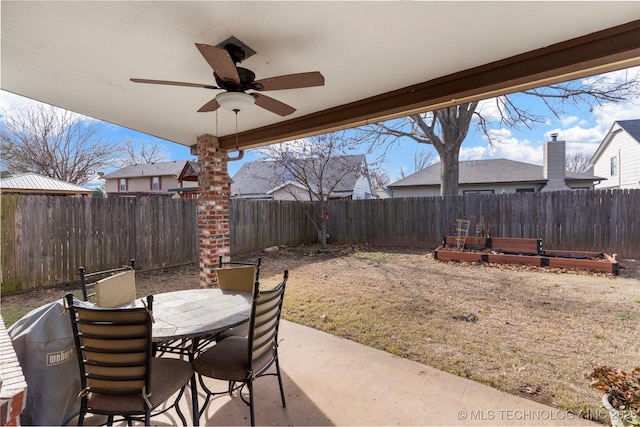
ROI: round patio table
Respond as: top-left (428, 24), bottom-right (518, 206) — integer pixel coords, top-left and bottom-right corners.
top-left (150, 288), bottom-right (252, 342)
top-left (148, 288), bottom-right (252, 426)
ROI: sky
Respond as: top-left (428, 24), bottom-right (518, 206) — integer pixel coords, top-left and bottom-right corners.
top-left (1, 66), bottom-right (639, 186)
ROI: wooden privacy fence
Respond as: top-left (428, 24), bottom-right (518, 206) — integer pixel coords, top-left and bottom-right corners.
top-left (2, 189), bottom-right (638, 292)
top-left (229, 199), bottom-right (317, 254)
top-left (1, 195), bottom-right (198, 292)
top-left (326, 189), bottom-right (639, 259)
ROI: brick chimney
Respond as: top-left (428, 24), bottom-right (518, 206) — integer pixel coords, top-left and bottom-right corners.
top-left (541, 133), bottom-right (570, 192)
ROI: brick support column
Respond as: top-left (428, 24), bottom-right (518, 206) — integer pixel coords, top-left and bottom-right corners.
top-left (196, 134), bottom-right (230, 288)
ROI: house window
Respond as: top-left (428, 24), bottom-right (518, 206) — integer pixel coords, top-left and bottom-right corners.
top-left (119, 178), bottom-right (127, 192)
top-left (516, 188), bottom-right (535, 193)
top-left (610, 156), bottom-right (618, 176)
top-left (151, 176), bottom-right (161, 190)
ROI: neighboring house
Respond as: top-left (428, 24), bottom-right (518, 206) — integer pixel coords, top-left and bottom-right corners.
top-left (168, 160), bottom-right (200, 199)
top-left (0, 173), bottom-right (92, 197)
top-left (231, 154), bottom-right (376, 200)
top-left (389, 136), bottom-right (602, 197)
top-left (102, 161), bottom-right (188, 197)
top-left (591, 119), bottom-right (640, 190)
top-left (375, 186), bottom-right (393, 199)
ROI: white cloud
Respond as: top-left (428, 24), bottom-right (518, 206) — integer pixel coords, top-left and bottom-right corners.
top-left (544, 126), bottom-right (604, 156)
top-left (459, 145), bottom-right (487, 160)
top-left (474, 98), bottom-right (504, 122)
top-left (560, 116), bottom-right (581, 127)
top-left (547, 126), bottom-right (604, 144)
top-left (462, 128), bottom-right (543, 164)
top-left (592, 100), bottom-right (640, 129)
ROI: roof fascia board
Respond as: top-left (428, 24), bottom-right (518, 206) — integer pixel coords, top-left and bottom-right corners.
top-left (218, 20), bottom-right (640, 151)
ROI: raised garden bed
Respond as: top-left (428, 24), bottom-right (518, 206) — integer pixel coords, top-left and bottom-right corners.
top-left (434, 236), bottom-right (618, 275)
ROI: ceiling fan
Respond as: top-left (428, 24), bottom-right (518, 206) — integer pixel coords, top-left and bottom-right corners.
top-left (130, 42), bottom-right (325, 117)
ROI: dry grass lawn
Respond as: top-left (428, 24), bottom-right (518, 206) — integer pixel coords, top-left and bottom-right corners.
top-left (2, 245), bottom-right (639, 424)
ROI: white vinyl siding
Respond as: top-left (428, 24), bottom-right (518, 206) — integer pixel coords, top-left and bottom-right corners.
top-left (594, 128), bottom-right (640, 190)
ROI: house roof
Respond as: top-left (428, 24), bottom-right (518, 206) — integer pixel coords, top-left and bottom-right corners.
top-left (231, 154), bottom-right (367, 197)
top-left (2, 3), bottom-right (638, 152)
top-left (0, 173), bottom-right (92, 195)
top-left (590, 119), bottom-right (640, 163)
top-left (388, 159), bottom-right (601, 188)
top-left (177, 161), bottom-right (199, 182)
top-left (617, 119), bottom-right (640, 141)
top-left (102, 161), bottom-right (189, 179)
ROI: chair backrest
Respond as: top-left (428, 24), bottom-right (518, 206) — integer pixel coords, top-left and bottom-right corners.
top-left (65, 293), bottom-right (153, 398)
top-left (95, 269), bottom-right (136, 308)
top-left (215, 256), bottom-right (261, 293)
top-left (248, 270), bottom-right (288, 370)
top-left (79, 259), bottom-right (136, 303)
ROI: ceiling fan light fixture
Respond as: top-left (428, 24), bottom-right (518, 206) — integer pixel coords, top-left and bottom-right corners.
top-left (216, 92), bottom-right (255, 112)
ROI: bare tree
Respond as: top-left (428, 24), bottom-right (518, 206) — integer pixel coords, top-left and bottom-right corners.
top-left (1, 103), bottom-right (119, 185)
top-left (398, 149), bottom-right (434, 178)
top-left (257, 130), bottom-right (371, 249)
top-left (566, 152), bottom-right (593, 173)
top-left (118, 138), bottom-right (170, 166)
top-left (364, 67), bottom-right (640, 196)
top-left (369, 168), bottom-right (390, 188)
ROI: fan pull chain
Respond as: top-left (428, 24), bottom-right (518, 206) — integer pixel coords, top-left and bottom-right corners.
top-left (234, 109), bottom-right (240, 151)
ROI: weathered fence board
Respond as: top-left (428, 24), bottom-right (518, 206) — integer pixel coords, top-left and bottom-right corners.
top-left (1, 196), bottom-right (198, 292)
top-left (228, 200), bottom-right (317, 254)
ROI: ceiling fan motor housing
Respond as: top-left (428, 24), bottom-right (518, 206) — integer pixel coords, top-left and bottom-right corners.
top-left (214, 67), bottom-right (257, 92)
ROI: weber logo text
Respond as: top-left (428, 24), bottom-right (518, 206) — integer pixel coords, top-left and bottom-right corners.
top-left (46, 346), bottom-right (74, 366)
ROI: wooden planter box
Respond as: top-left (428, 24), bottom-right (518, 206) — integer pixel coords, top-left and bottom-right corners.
top-left (543, 249), bottom-right (602, 257)
top-left (434, 247), bottom-right (482, 262)
top-left (435, 237), bottom-right (618, 275)
top-left (488, 237), bottom-right (541, 255)
top-left (546, 254), bottom-right (618, 275)
top-left (487, 253), bottom-right (543, 267)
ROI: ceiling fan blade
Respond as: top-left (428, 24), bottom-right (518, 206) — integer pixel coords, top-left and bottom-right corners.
top-left (251, 93), bottom-right (296, 116)
top-left (253, 72), bottom-right (325, 91)
top-left (130, 78), bottom-right (219, 90)
top-left (195, 43), bottom-right (240, 84)
top-left (197, 98), bottom-right (221, 113)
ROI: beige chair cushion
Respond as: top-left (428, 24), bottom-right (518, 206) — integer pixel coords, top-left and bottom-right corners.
top-left (95, 270), bottom-right (136, 308)
top-left (217, 322), bottom-right (249, 340)
top-left (86, 357), bottom-right (193, 414)
top-left (215, 266), bottom-right (256, 293)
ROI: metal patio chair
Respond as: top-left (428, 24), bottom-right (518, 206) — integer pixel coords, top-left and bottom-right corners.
top-left (64, 293), bottom-right (193, 426)
top-left (192, 270), bottom-right (288, 426)
top-left (78, 259), bottom-right (136, 307)
top-left (214, 256), bottom-right (262, 341)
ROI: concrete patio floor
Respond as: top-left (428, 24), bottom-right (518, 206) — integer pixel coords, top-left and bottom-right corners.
top-left (76, 320), bottom-right (598, 426)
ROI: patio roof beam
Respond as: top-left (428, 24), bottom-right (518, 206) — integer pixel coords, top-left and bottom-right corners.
top-left (217, 20), bottom-right (640, 151)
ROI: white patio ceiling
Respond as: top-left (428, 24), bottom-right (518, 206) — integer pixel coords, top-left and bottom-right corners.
top-left (2, 2), bottom-right (639, 152)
